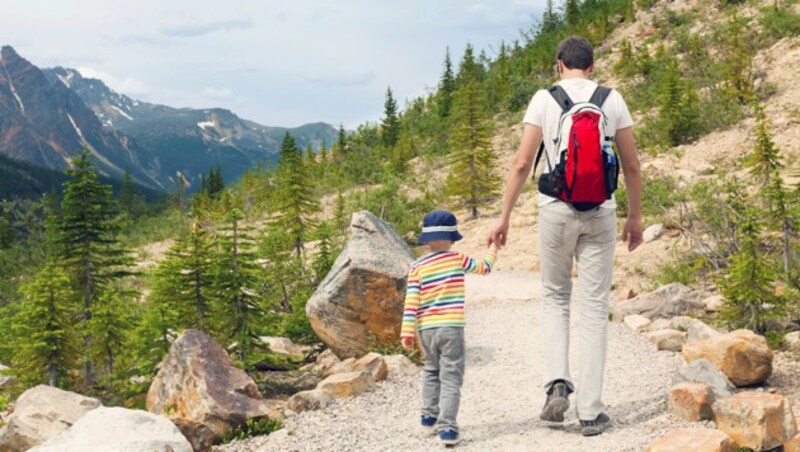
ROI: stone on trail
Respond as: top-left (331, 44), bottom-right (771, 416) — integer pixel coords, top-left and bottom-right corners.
top-left (317, 371), bottom-right (375, 399)
top-left (624, 314), bottom-right (652, 332)
top-left (314, 349), bottom-right (341, 375)
top-left (305, 211), bottom-right (415, 359)
top-left (323, 357), bottom-right (357, 378)
top-left (668, 382), bottom-right (715, 422)
top-left (146, 329), bottom-right (270, 448)
top-left (703, 294), bottom-right (725, 313)
top-left (647, 318), bottom-right (673, 332)
top-left (646, 329), bottom-right (687, 351)
top-left (670, 315), bottom-right (696, 331)
top-left (785, 434), bottom-right (800, 452)
top-left (672, 359), bottom-right (735, 399)
top-left (611, 283), bottom-right (704, 321)
top-left (682, 329), bottom-right (773, 387)
top-left (785, 331), bottom-right (800, 351)
top-left (686, 319), bottom-right (722, 343)
top-left (28, 407), bottom-right (192, 452)
top-left (383, 354), bottom-right (419, 379)
top-left (259, 336), bottom-right (306, 359)
top-left (0, 385), bottom-right (101, 452)
top-left (645, 428), bottom-right (735, 452)
top-left (713, 392), bottom-right (798, 451)
top-left (643, 223), bottom-right (664, 242)
top-left (352, 352), bottom-right (388, 382)
top-left (287, 389), bottom-right (333, 414)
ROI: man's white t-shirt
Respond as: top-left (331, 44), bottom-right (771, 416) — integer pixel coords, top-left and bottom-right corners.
top-left (523, 78), bottom-right (634, 209)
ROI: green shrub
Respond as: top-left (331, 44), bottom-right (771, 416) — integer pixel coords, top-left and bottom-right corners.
top-left (760, 5), bottom-right (800, 39)
top-left (218, 417), bottom-right (283, 444)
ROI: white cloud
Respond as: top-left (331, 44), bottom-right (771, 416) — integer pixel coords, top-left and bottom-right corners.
top-left (202, 87), bottom-right (235, 101)
top-left (77, 66), bottom-right (149, 96)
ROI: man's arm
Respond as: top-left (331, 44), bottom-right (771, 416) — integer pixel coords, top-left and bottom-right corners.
top-left (487, 124), bottom-right (542, 247)
top-left (615, 126), bottom-right (643, 252)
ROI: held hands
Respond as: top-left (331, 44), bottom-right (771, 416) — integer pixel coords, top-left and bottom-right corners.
top-left (401, 336), bottom-right (415, 352)
top-left (486, 218), bottom-right (510, 249)
top-left (622, 216), bottom-right (643, 252)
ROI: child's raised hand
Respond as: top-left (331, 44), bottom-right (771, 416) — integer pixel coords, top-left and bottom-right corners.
top-left (401, 336), bottom-right (415, 352)
top-left (489, 242), bottom-right (500, 252)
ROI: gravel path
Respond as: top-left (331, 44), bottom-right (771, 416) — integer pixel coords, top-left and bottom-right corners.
top-left (222, 270), bottom-right (703, 451)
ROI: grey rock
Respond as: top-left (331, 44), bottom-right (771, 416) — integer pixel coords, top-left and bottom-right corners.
top-left (686, 320), bottom-right (721, 343)
top-left (611, 283), bottom-right (704, 321)
top-left (646, 329), bottom-right (687, 351)
top-left (29, 407), bottom-right (192, 452)
top-left (672, 359), bottom-right (735, 399)
top-left (0, 385), bottom-right (101, 452)
top-left (287, 389), bottom-right (333, 413)
top-left (643, 224), bottom-right (664, 242)
top-left (306, 211), bottom-right (415, 359)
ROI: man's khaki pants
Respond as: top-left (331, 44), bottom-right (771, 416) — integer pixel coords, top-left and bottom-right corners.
top-left (538, 201), bottom-right (617, 421)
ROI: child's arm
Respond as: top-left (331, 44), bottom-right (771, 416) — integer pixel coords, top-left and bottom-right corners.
top-left (400, 266), bottom-right (420, 350)
top-left (460, 243), bottom-right (498, 275)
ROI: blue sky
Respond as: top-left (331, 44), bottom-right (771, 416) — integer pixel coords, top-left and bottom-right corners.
top-left (0, 1), bottom-right (544, 128)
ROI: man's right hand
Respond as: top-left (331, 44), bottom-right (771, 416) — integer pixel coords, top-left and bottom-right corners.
top-left (486, 218), bottom-right (510, 248)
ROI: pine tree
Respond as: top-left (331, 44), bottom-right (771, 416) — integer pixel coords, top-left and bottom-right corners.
top-left (89, 289), bottom-right (129, 376)
top-left (456, 44), bottom-right (485, 87)
top-left (13, 262), bottom-right (77, 387)
top-left (275, 133), bottom-right (319, 255)
top-left (542, 0), bottom-right (559, 33)
top-left (59, 149), bottom-right (133, 387)
top-left (438, 48), bottom-right (456, 118)
top-left (333, 124), bottom-right (347, 163)
top-left (312, 221), bottom-right (338, 284)
top-left (333, 190), bottom-right (349, 234)
top-left (747, 103), bottom-right (783, 190)
top-left (565, 0), bottom-right (581, 31)
top-left (445, 80), bottom-right (500, 219)
top-left (719, 209), bottom-right (782, 333)
top-left (212, 208), bottom-right (264, 370)
top-left (381, 86), bottom-right (400, 149)
top-left (0, 204), bottom-right (13, 249)
top-left (206, 164), bottom-right (225, 198)
top-left (149, 221), bottom-right (214, 332)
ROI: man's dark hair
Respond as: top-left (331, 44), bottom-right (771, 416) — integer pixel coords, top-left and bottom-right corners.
top-left (556, 36), bottom-right (594, 70)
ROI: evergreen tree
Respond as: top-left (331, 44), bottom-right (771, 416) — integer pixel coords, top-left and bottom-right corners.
top-left (445, 80), bottom-right (500, 219)
top-left (456, 44), bottom-right (485, 87)
top-left (149, 221), bottom-right (214, 332)
top-left (438, 48), bottom-right (456, 118)
top-left (542, 0), bottom-right (559, 33)
top-left (119, 169), bottom-right (135, 215)
top-left (333, 124), bottom-right (347, 163)
top-left (565, 0), bottom-right (581, 31)
top-left (312, 221), bottom-right (338, 284)
top-left (746, 103), bottom-right (783, 190)
top-left (0, 204), bottom-right (12, 249)
top-left (59, 149), bottom-right (133, 387)
top-left (333, 190), bottom-right (349, 234)
top-left (381, 86), bottom-right (400, 149)
top-left (206, 164), bottom-right (225, 198)
top-left (13, 262), bottom-right (77, 387)
top-left (719, 209), bottom-right (782, 333)
top-left (89, 289), bottom-right (129, 376)
top-left (212, 209), bottom-right (263, 370)
top-left (275, 133), bottom-right (319, 254)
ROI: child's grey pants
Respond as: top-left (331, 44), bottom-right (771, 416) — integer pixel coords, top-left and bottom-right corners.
top-left (419, 327), bottom-right (465, 433)
top-left (538, 201), bottom-right (617, 421)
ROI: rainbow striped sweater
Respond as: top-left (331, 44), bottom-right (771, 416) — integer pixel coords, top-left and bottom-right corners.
top-left (400, 250), bottom-right (497, 339)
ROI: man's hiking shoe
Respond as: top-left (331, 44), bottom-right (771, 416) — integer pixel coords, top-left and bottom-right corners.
top-left (539, 381), bottom-right (571, 423)
top-left (580, 413), bottom-right (611, 437)
top-left (438, 429), bottom-right (461, 446)
top-left (420, 415), bottom-right (437, 436)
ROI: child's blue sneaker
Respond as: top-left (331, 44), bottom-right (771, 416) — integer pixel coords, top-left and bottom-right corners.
top-left (420, 415), bottom-right (437, 436)
top-left (438, 429), bottom-right (461, 446)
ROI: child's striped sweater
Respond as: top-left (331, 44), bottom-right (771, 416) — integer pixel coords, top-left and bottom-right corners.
top-left (400, 250), bottom-right (497, 339)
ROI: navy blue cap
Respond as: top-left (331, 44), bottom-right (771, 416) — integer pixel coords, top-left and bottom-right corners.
top-left (418, 210), bottom-right (463, 244)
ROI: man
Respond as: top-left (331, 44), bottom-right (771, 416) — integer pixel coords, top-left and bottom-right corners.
top-left (487, 35), bottom-right (643, 437)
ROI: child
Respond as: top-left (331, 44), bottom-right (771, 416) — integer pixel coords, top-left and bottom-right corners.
top-left (401, 210), bottom-right (498, 446)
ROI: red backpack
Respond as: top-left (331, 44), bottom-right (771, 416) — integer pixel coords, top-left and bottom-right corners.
top-left (534, 85), bottom-right (619, 211)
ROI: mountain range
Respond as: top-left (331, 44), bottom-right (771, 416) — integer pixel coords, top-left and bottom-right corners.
top-left (0, 45), bottom-right (338, 194)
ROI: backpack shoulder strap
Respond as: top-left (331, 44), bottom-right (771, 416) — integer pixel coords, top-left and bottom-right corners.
top-left (548, 85), bottom-right (573, 113)
top-left (533, 141), bottom-right (546, 177)
top-left (589, 85), bottom-right (612, 108)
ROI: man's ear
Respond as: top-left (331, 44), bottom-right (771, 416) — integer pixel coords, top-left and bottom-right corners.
top-left (587, 64), bottom-right (595, 75)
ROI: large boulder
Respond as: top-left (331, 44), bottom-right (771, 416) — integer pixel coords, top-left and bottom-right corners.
top-left (317, 371), bottom-right (375, 399)
top-left (611, 283), bottom-right (704, 321)
top-left (668, 383), bottom-right (715, 422)
top-left (713, 392), bottom-right (797, 451)
top-left (646, 428), bottom-right (735, 452)
top-left (305, 211), bottom-right (415, 359)
top-left (682, 329), bottom-right (773, 386)
top-left (672, 359), bottom-right (735, 399)
top-left (146, 330), bottom-right (270, 448)
top-left (0, 385), bottom-right (101, 451)
top-left (29, 407), bottom-right (192, 452)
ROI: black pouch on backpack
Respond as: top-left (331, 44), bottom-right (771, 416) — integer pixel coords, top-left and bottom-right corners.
top-left (538, 162), bottom-right (566, 198)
